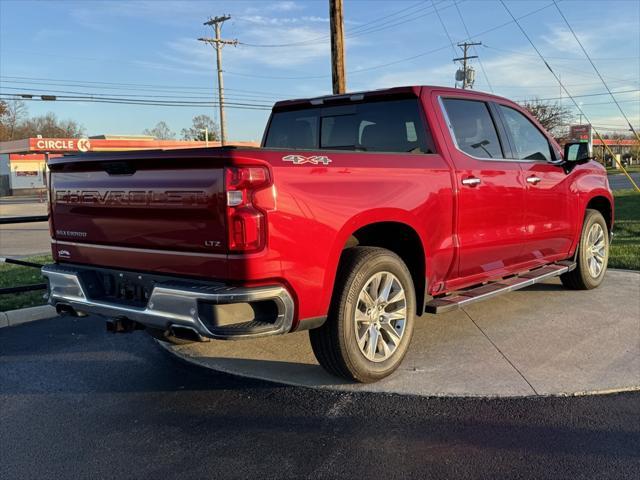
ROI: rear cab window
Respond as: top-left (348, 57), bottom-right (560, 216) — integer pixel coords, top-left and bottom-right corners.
top-left (264, 99), bottom-right (435, 154)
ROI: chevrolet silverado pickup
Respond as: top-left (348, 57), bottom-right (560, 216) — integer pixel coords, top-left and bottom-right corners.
top-left (42, 86), bottom-right (613, 382)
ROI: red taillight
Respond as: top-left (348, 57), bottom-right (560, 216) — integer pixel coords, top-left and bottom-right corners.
top-left (225, 167), bottom-right (270, 252)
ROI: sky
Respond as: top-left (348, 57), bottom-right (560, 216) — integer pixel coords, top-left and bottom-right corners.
top-left (0, 0), bottom-right (639, 142)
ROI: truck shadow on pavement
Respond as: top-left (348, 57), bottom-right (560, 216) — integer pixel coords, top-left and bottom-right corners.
top-left (0, 315), bottom-right (276, 395)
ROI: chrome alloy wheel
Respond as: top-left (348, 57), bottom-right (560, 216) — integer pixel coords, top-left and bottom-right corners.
top-left (354, 271), bottom-right (407, 362)
top-left (586, 222), bottom-right (606, 278)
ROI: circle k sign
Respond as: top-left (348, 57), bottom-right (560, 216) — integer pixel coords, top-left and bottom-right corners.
top-left (31, 137), bottom-right (92, 152)
top-left (77, 138), bottom-right (91, 152)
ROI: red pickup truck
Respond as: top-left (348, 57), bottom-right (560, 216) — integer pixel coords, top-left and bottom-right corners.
top-left (42, 86), bottom-right (613, 382)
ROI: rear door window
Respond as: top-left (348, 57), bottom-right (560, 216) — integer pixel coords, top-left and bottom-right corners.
top-left (265, 99), bottom-right (435, 154)
top-left (442, 98), bottom-right (503, 159)
top-left (498, 105), bottom-right (552, 161)
top-left (265, 111), bottom-right (318, 149)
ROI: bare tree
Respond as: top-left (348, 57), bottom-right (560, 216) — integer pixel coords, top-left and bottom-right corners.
top-left (0, 99), bottom-right (28, 141)
top-left (181, 115), bottom-right (220, 141)
top-left (519, 98), bottom-right (573, 138)
top-left (16, 112), bottom-right (84, 139)
top-left (143, 121), bottom-right (175, 140)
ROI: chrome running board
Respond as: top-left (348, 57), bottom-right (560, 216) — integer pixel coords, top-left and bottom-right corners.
top-left (425, 261), bottom-right (576, 314)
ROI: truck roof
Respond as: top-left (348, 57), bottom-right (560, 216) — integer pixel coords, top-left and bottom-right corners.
top-left (272, 85), bottom-right (515, 111)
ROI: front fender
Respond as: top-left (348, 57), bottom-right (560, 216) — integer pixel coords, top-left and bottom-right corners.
top-left (567, 163), bottom-right (613, 255)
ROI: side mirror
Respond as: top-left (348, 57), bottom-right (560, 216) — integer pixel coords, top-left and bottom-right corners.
top-left (563, 142), bottom-right (592, 164)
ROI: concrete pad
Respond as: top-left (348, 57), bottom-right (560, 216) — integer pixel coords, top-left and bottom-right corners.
top-left (464, 273), bottom-right (640, 396)
top-left (163, 270), bottom-right (640, 397)
top-left (1, 305), bottom-right (57, 328)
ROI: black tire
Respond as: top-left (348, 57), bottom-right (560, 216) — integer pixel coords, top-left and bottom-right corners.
top-left (561, 209), bottom-right (609, 290)
top-left (309, 247), bottom-right (416, 383)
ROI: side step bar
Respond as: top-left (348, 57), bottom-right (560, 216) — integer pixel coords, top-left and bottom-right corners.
top-left (425, 261), bottom-right (576, 314)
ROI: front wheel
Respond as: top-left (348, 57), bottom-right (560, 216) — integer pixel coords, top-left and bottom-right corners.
top-left (309, 247), bottom-right (416, 383)
top-left (561, 209), bottom-right (609, 290)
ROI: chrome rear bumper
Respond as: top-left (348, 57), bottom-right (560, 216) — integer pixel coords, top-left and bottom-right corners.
top-left (41, 264), bottom-right (294, 340)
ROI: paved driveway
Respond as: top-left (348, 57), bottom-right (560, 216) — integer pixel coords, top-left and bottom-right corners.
top-left (608, 172), bottom-right (640, 190)
top-left (0, 198), bottom-right (49, 257)
top-left (1, 316), bottom-right (638, 479)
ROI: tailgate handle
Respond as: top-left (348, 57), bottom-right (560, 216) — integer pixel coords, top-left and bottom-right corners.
top-left (102, 162), bottom-right (136, 175)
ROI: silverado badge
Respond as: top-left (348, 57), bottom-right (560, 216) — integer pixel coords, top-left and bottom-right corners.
top-left (282, 155), bottom-right (332, 165)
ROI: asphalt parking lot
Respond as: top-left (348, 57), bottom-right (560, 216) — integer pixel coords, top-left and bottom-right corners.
top-left (1, 316), bottom-right (638, 480)
top-left (608, 172), bottom-right (640, 190)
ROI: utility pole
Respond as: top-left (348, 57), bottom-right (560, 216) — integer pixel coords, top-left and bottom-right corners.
top-left (453, 41), bottom-right (481, 89)
top-left (198, 15), bottom-right (237, 145)
top-left (329, 0), bottom-right (346, 94)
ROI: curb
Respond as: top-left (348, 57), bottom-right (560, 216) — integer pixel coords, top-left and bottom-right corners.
top-left (0, 305), bottom-right (56, 328)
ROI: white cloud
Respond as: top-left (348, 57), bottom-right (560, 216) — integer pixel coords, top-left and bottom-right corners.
top-left (161, 22), bottom-right (331, 71)
top-left (269, 1), bottom-right (303, 12)
top-left (237, 15), bottom-right (328, 26)
top-left (244, 1), bottom-right (304, 15)
top-left (356, 45), bottom-right (639, 130)
top-left (541, 26), bottom-right (594, 55)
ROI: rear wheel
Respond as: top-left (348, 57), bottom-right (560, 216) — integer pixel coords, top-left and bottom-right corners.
top-left (561, 209), bottom-right (609, 290)
top-left (309, 247), bottom-right (416, 383)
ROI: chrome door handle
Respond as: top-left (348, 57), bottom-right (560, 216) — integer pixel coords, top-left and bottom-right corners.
top-left (526, 176), bottom-right (542, 185)
top-left (462, 177), bottom-right (481, 187)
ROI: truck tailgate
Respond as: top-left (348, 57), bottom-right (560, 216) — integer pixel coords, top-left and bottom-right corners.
top-left (50, 156), bottom-right (227, 256)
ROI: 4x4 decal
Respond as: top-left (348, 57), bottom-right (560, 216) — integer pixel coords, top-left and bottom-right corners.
top-left (282, 154), bottom-right (332, 165)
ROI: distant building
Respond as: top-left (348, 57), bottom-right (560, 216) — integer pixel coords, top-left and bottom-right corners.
top-left (0, 135), bottom-right (258, 196)
top-left (592, 138), bottom-right (639, 167)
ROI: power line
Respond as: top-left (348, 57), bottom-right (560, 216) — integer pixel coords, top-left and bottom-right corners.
top-left (236, 1), bottom-right (432, 47)
top-left (343, 0), bottom-right (458, 40)
top-left (511, 88), bottom-right (640, 102)
top-left (481, 45), bottom-right (638, 83)
top-left (432, 0), bottom-right (458, 58)
top-left (498, 0), bottom-right (639, 191)
top-left (0, 92), bottom-right (271, 107)
top-left (0, 84), bottom-right (279, 104)
top-left (0, 77), bottom-right (282, 100)
top-left (481, 44), bottom-right (640, 62)
top-left (0, 75), bottom-right (289, 97)
top-left (0, 95), bottom-right (272, 110)
top-left (4, 86), bottom-right (637, 109)
top-left (0, 86), bottom-right (276, 105)
top-left (237, 0), bottom-right (453, 47)
top-left (343, 1), bottom-right (559, 77)
top-left (552, 0), bottom-right (639, 140)
top-left (4, 75), bottom-right (635, 95)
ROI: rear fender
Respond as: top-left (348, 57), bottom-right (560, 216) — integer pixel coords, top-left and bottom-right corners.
top-left (318, 209), bottom-right (429, 314)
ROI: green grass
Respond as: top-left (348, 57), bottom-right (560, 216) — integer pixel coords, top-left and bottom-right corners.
top-left (0, 255), bottom-right (52, 311)
top-left (610, 190), bottom-right (640, 270)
